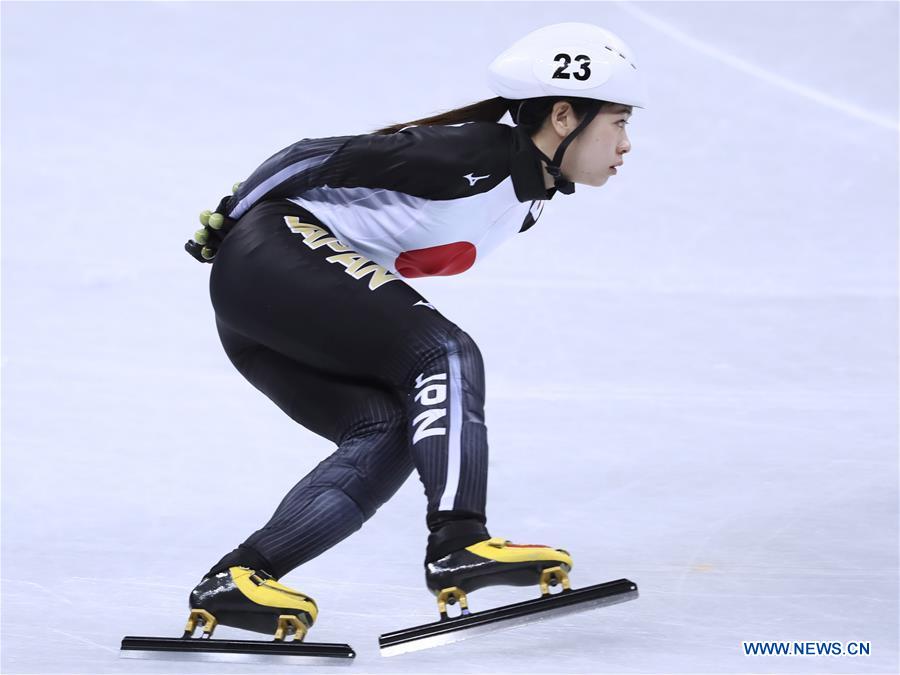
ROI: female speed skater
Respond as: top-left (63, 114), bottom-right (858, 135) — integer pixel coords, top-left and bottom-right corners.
top-left (184, 22), bottom-right (646, 641)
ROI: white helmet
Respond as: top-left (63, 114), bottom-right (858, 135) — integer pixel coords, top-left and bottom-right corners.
top-left (485, 23), bottom-right (647, 195)
top-left (487, 22), bottom-right (648, 108)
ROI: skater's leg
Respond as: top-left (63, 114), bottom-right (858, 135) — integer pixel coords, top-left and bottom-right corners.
top-left (208, 319), bottom-right (415, 579)
top-left (405, 324), bottom-right (492, 560)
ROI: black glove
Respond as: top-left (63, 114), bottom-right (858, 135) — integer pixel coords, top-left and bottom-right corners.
top-left (185, 187), bottom-right (239, 263)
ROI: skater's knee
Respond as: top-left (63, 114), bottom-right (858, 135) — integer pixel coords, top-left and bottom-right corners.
top-left (326, 480), bottom-right (381, 522)
top-left (446, 326), bottom-right (482, 362)
top-left (407, 324), bottom-right (484, 384)
top-left (346, 441), bottom-right (415, 517)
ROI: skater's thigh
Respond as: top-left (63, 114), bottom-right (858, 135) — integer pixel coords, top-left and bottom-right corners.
top-left (209, 199), bottom-right (459, 386)
top-left (216, 318), bottom-right (406, 445)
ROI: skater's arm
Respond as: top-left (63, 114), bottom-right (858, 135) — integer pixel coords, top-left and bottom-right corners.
top-left (225, 123), bottom-right (512, 220)
top-left (309, 123), bottom-right (511, 200)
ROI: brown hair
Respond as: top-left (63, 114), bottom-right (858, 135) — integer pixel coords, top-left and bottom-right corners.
top-left (370, 96), bottom-right (610, 135)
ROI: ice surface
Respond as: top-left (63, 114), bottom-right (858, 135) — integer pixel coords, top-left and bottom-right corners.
top-left (2, 1), bottom-right (897, 673)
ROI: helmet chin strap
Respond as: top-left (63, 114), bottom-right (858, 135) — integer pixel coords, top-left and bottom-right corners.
top-left (531, 100), bottom-right (603, 195)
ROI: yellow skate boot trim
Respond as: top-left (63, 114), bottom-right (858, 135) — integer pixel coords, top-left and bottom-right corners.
top-left (229, 567), bottom-right (319, 624)
top-left (464, 537), bottom-right (574, 569)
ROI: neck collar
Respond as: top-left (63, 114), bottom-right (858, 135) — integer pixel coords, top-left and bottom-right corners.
top-left (510, 124), bottom-right (561, 202)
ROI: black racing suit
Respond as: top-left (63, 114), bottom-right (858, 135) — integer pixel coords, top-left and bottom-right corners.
top-left (200, 122), bottom-right (558, 579)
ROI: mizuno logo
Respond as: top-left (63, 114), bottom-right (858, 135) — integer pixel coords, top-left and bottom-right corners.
top-left (414, 300), bottom-right (437, 311)
top-left (464, 172), bottom-right (491, 186)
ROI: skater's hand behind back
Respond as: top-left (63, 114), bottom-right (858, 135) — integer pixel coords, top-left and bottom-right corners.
top-left (185, 187), bottom-right (239, 263)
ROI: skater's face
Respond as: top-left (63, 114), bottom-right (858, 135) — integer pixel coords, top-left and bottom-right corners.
top-left (533, 101), bottom-right (632, 188)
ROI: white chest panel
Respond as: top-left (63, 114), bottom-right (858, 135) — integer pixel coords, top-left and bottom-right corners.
top-left (287, 177), bottom-right (530, 278)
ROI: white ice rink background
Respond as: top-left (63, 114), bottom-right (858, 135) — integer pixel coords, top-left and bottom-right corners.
top-left (2, 1), bottom-right (898, 673)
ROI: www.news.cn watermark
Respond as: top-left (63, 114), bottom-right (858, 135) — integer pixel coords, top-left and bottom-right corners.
top-left (742, 641), bottom-right (871, 657)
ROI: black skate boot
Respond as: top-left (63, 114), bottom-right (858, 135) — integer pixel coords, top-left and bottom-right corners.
top-left (425, 537), bottom-right (573, 618)
top-left (377, 520), bottom-right (632, 654)
top-left (186, 566), bottom-right (317, 642)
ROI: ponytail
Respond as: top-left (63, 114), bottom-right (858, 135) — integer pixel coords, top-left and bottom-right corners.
top-left (369, 96), bottom-right (609, 135)
top-left (370, 97), bottom-right (510, 135)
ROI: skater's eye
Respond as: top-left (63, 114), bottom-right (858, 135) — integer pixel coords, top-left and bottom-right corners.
top-left (616, 119), bottom-right (630, 127)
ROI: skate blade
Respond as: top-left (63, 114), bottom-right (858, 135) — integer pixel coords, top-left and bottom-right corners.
top-left (120, 636), bottom-right (355, 666)
top-left (379, 578), bottom-right (638, 657)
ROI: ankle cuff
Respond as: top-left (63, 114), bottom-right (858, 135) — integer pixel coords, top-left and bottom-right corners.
top-left (206, 544), bottom-right (276, 579)
top-left (425, 517), bottom-right (490, 563)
